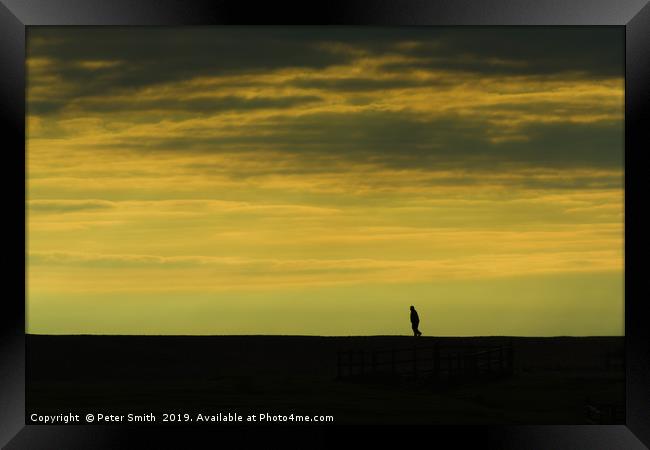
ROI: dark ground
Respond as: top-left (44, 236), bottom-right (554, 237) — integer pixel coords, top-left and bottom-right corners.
top-left (26, 335), bottom-right (624, 425)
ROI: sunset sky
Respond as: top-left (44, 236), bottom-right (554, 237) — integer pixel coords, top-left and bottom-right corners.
top-left (26, 27), bottom-right (624, 336)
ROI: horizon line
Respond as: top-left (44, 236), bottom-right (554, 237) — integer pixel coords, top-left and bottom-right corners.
top-left (25, 333), bottom-right (624, 338)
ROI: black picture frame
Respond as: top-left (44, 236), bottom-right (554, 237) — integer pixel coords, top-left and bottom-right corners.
top-left (1, 1), bottom-right (648, 448)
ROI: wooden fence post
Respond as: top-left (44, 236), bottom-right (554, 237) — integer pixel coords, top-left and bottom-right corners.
top-left (507, 340), bottom-right (514, 375)
top-left (433, 343), bottom-right (440, 381)
top-left (499, 346), bottom-right (505, 374)
top-left (412, 346), bottom-right (417, 377)
top-left (469, 344), bottom-right (475, 377)
top-left (337, 351), bottom-right (341, 379)
top-left (343, 350), bottom-right (354, 376)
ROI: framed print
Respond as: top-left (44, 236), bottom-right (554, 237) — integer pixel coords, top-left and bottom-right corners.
top-left (1, 0), bottom-right (649, 448)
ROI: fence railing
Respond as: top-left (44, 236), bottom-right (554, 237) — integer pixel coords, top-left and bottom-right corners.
top-left (336, 341), bottom-right (514, 382)
top-left (585, 401), bottom-right (625, 424)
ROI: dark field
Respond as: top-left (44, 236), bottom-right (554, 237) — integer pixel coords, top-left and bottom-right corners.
top-left (26, 335), bottom-right (624, 425)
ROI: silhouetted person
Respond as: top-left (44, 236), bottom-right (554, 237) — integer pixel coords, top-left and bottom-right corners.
top-left (410, 305), bottom-right (422, 336)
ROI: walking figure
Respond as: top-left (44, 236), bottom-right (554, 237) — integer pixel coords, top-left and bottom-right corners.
top-left (410, 305), bottom-right (422, 336)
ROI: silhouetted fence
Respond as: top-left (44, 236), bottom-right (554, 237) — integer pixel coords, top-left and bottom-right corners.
top-left (585, 401), bottom-right (625, 424)
top-left (604, 352), bottom-right (624, 371)
top-left (336, 341), bottom-right (514, 382)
